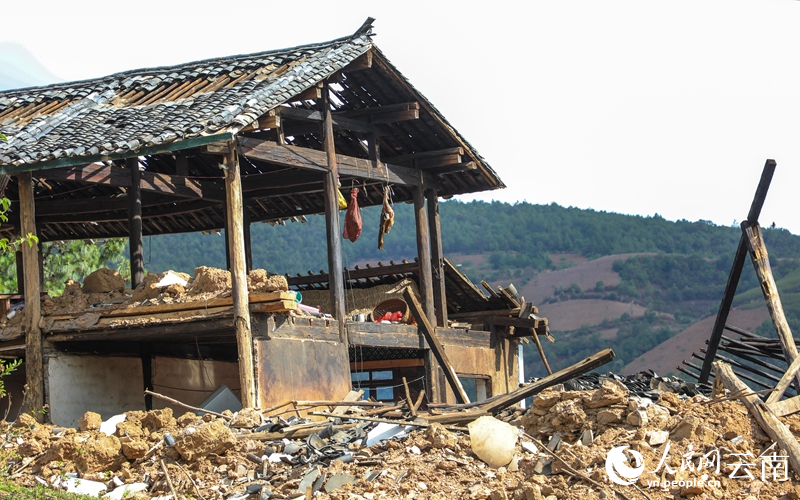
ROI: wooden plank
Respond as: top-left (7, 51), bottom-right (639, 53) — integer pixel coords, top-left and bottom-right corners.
top-left (286, 261), bottom-right (418, 286)
top-left (700, 159), bottom-right (776, 383)
top-left (743, 221), bottom-right (800, 403)
top-left (321, 83), bottom-right (346, 343)
top-left (490, 316), bottom-right (548, 329)
top-left (765, 394), bottom-right (800, 418)
top-left (331, 389), bottom-right (366, 416)
top-left (127, 157), bottom-right (144, 289)
top-left (770, 354), bottom-right (800, 405)
top-left (45, 291), bottom-right (296, 319)
top-left (403, 287), bottom-right (470, 404)
top-left (18, 171), bottom-right (43, 420)
top-left (427, 190), bottom-right (447, 327)
top-left (520, 301), bottom-right (552, 375)
top-left (337, 102), bottom-right (419, 119)
top-left (714, 361), bottom-right (800, 476)
top-left (478, 348), bottom-right (615, 414)
top-left (225, 140), bottom-right (257, 408)
top-left (237, 137), bottom-right (437, 189)
top-left (348, 359), bottom-right (425, 370)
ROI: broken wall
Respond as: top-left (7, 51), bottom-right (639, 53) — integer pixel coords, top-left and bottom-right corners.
top-left (47, 354), bottom-right (145, 427)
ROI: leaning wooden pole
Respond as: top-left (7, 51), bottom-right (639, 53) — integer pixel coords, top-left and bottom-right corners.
top-left (18, 172), bottom-right (44, 420)
top-left (224, 140), bottom-right (256, 408)
top-left (742, 220), bottom-right (800, 403)
top-left (699, 159), bottom-right (776, 383)
top-left (127, 157), bottom-right (144, 289)
top-left (714, 361), bottom-right (800, 476)
top-left (320, 82), bottom-right (346, 343)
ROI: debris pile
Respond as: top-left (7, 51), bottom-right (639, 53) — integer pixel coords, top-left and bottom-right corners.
top-left (2, 371), bottom-right (800, 500)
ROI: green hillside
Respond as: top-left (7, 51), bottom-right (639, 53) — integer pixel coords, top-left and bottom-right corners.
top-left (130, 200), bottom-right (800, 379)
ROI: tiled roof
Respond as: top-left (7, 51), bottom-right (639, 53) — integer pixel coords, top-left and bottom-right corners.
top-left (0, 32), bottom-right (371, 169)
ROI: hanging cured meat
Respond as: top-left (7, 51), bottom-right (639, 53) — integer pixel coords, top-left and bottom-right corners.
top-left (378, 187), bottom-right (394, 250)
top-left (342, 187), bottom-right (362, 242)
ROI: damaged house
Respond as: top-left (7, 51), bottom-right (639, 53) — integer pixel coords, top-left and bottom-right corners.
top-left (0, 20), bottom-right (548, 427)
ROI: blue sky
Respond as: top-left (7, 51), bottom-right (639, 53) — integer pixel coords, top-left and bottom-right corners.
top-left (3, 0), bottom-right (800, 233)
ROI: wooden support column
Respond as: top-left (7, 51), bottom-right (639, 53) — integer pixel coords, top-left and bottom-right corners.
top-left (321, 82), bottom-right (346, 343)
top-left (699, 159), bottom-right (775, 383)
top-left (243, 204), bottom-right (252, 273)
top-left (18, 172), bottom-right (43, 420)
top-left (127, 157), bottom-right (144, 289)
top-left (413, 186), bottom-right (435, 323)
top-left (426, 189), bottom-right (447, 327)
top-left (224, 140), bottom-right (257, 408)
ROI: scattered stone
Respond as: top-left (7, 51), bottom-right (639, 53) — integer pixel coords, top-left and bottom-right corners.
top-left (534, 391), bottom-right (561, 408)
top-left (75, 434), bottom-right (125, 474)
top-left (596, 408), bottom-right (624, 424)
top-left (78, 411), bottom-right (102, 432)
top-left (626, 409), bottom-right (648, 427)
top-left (585, 379), bottom-right (628, 408)
top-left (647, 430), bottom-right (669, 446)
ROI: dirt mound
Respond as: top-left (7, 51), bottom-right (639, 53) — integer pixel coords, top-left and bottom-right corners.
top-left (82, 268), bottom-right (125, 293)
top-left (189, 266), bottom-right (231, 294)
top-left (248, 269), bottom-right (289, 292)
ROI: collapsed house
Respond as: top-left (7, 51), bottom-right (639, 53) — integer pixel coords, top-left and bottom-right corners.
top-left (0, 19), bottom-right (550, 427)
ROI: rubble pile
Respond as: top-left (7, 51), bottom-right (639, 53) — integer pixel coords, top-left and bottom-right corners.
top-left (2, 377), bottom-right (800, 499)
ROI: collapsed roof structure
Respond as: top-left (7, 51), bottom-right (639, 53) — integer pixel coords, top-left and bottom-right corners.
top-left (0, 19), bottom-right (549, 426)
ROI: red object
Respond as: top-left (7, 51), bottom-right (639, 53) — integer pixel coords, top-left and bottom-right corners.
top-left (343, 187), bottom-right (362, 242)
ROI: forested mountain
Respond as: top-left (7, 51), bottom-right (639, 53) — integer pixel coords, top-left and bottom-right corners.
top-left (139, 200), bottom-right (800, 280)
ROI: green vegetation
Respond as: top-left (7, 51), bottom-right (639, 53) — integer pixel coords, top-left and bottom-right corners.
top-left (0, 480), bottom-right (95, 499)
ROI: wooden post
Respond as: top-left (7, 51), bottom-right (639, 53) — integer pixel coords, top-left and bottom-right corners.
top-left (127, 157), bottom-right (144, 289)
top-left (699, 159), bottom-right (775, 383)
top-left (413, 186), bottom-right (435, 323)
top-left (426, 189), bottom-right (447, 327)
top-left (243, 204), bottom-right (252, 273)
top-left (742, 220), bottom-right (800, 402)
top-left (224, 140), bottom-right (257, 408)
top-left (18, 172), bottom-right (43, 420)
top-left (321, 82), bottom-right (346, 343)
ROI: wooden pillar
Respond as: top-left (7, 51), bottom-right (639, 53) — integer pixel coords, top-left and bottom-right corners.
top-left (320, 82), bottom-right (347, 343)
top-left (127, 157), bottom-right (144, 289)
top-left (18, 172), bottom-right (43, 420)
top-left (243, 204), bottom-right (252, 273)
top-left (414, 184), bottom-right (438, 403)
top-left (224, 140), bottom-right (257, 408)
top-left (426, 189), bottom-right (447, 327)
top-left (413, 186), bottom-right (435, 323)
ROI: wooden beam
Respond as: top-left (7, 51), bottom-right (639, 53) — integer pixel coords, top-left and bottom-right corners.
top-left (423, 162), bottom-right (476, 175)
top-left (743, 220), bottom-right (800, 403)
top-left (479, 348), bottom-right (615, 414)
top-left (714, 361), bottom-right (800, 477)
top-left (0, 132), bottom-right (232, 175)
top-left (17, 172), bottom-right (43, 420)
top-left (489, 316), bottom-right (548, 330)
top-left (321, 83), bottom-right (346, 343)
top-left (521, 301), bottom-right (552, 375)
top-left (236, 138), bottom-right (438, 189)
top-left (336, 102), bottom-right (419, 119)
top-left (127, 157), bottom-right (144, 289)
top-left (286, 261), bottom-right (418, 286)
top-left (699, 159), bottom-right (776, 383)
top-left (426, 190), bottom-right (447, 327)
top-left (38, 162), bottom-right (224, 201)
top-left (224, 140), bottom-right (257, 408)
top-left (765, 394), bottom-right (800, 418)
top-left (384, 147), bottom-right (464, 164)
top-left (403, 287), bottom-right (470, 404)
